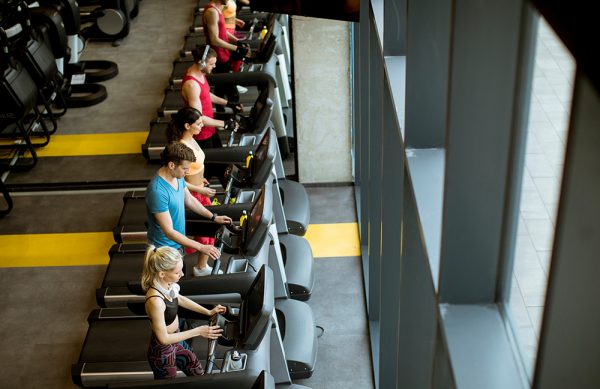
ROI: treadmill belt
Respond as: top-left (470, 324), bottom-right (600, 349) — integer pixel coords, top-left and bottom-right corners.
top-left (183, 34), bottom-right (207, 53)
top-left (104, 252), bottom-right (147, 286)
top-left (161, 89), bottom-right (184, 114)
top-left (147, 121), bottom-right (168, 144)
top-left (192, 13), bottom-right (203, 29)
top-left (171, 60), bottom-right (193, 82)
top-left (81, 320), bottom-right (151, 362)
top-left (5, 155), bottom-right (156, 187)
top-left (119, 198), bottom-right (148, 225)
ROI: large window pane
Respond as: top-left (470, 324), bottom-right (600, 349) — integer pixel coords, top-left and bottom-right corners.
top-left (507, 17), bottom-right (575, 380)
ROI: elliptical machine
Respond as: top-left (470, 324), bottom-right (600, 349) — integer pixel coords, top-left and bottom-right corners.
top-left (78, 0), bottom-right (134, 44)
top-left (28, 0), bottom-right (119, 107)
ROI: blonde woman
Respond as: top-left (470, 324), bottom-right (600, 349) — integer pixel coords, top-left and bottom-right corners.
top-left (142, 246), bottom-right (226, 379)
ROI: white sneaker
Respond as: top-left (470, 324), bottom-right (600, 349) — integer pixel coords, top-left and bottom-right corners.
top-left (193, 265), bottom-right (223, 277)
top-left (236, 85), bottom-right (248, 94)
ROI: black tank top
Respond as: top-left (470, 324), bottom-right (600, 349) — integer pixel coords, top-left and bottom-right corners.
top-left (147, 287), bottom-right (178, 325)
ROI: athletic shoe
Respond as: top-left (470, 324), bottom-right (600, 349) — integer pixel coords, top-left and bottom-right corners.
top-left (193, 265), bottom-right (223, 277)
top-left (236, 85), bottom-right (248, 94)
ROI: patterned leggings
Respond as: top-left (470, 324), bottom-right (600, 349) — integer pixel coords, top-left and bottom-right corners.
top-left (147, 333), bottom-right (204, 379)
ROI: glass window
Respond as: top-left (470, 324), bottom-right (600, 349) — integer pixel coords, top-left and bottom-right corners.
top-left (506, 16), bottom-right (575, 380)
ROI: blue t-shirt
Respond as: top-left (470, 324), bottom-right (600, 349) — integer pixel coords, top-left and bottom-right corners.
top-left (146, 175), bottom-right (186, 248)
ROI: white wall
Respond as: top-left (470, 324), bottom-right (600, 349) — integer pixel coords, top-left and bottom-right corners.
top-left (292, 17), bottom-right (352, 184)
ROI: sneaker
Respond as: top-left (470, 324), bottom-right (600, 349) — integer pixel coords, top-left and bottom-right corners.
top-left (193, 265), bottom-right (223, 277)
top-left (236, 85), bottom-right (248, 94)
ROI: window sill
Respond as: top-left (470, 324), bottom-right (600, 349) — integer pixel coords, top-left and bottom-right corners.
top-left (440, 304), bottom-right (528, 389)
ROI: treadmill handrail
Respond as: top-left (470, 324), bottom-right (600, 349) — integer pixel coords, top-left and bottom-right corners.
top-left (127, 270), bottom-right (256, 297)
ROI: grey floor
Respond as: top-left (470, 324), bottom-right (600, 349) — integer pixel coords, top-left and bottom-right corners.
top-left (0, 1), bottom-right (373, 388)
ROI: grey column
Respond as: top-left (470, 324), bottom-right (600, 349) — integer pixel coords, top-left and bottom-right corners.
top-left (438, 0), bottom-right (530, 303)
top-left (404, 0), bottom-right (451, 148)
top-left (396, 179), bottom-right (437, 388)
top-left (367, 14), bottom-right (383, 320)
top-left (533, 72), bottom-right (600, 389)
top-left (377, 84), bottom-right (404, 389)
top-left (383, 0), bottom-right (406, 55)
top-left (358, 0), bottom-right (371, 251)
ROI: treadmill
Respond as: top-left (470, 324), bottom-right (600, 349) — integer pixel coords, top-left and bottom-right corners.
top-left (171, 16), bottom-right (288, 149)
top-left (129, 128), bottom-right (310, 241)
top-left (76, 266), bottom-right (317, 385)
top-left (157, 69), bottom-right (273, 118)
top-left (100, 177), bottom-right (314, 306)
top-left (73, 267), bottom-right (274, 387)
top-left (112, 130), bottom-right (313, 298)
top-left (96, 184), bottom-right (318, 379)
top-left (110, 189), bottom-right (318, 379)
top-left (105, 370), bottom-right (311, 388)
top-left (145, 71), bottom-right (276, 163)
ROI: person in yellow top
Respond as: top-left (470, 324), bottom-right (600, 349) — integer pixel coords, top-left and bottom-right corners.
top-left (223, 0), bottom-right (245, 36)
top-left (219, 0), bottom-right (251, 73)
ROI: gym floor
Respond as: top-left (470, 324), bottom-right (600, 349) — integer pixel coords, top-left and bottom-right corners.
top-left (0, 0), bottom-right (373, 388)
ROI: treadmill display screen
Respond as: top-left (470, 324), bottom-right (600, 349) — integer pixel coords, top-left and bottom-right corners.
top-left (250, 128), bottom-right (270, 182)
top-left (242, 266), bottom-right (266, 346)
top-left (245, 186), bottom-right (265, 244)
top-left (251, 88), bottom-right (266, 118)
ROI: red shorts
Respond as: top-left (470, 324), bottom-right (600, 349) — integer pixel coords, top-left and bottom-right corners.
top-left (185, 191), bottom-right (215, 254)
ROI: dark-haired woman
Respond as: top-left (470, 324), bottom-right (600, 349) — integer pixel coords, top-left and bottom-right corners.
top-left (167, 107), bottom-right (223, 277)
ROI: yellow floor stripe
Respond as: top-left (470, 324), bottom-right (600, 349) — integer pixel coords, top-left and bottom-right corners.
top-left (0, 232), bottom-right (113, 267)
top-left (304, 222), bottom-right (361, 258)
top-left (0, 223), bottom-right (361, 267)
top-left (37, 132), bottom-right (148, 157)
top-left (0, 132), bottom-right (149, 157)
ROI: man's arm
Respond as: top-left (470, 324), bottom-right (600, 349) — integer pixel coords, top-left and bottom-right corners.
top-left (211, 92), bottom-right (243, 113)
top-left (184, 187), bottom-right (233, 225)
top-left (182, 80), bottom-right (226, 128)
top-left (204, 7), bottom-right (237, 51)
top-left (154, 211), bottom-right (204, 250)
top-left (202, 115), bottom-right (226, 128)
top-left (210, 92), bottom-right (228, 106)
top-left (184, 187), bottom-right (213, 219)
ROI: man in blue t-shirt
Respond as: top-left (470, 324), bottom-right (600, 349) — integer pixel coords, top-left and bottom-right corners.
top-left (146, 142), bottom-right (232, 274)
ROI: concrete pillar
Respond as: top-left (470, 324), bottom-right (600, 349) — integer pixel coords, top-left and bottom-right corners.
top-left (292, 17), bottom-right (352, 184)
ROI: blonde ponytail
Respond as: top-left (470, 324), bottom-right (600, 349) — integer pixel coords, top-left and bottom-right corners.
top-left (141, 246), bottom-right (183, 291)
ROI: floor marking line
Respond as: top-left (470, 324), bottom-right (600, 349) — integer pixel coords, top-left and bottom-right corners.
top-left (0, 232), bottom-right (113, 267)
top-left (0, 223), bottom-right (361, 267)
top-left (0, 132), bottom-right (149, 158)
top-left (304, 223), bottom-right (361, 258)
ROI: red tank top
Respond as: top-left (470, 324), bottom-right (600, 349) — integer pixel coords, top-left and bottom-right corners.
top-left (181, 74), bottom-right (215, 140)
top-left (203, 3), bottom-right (230, 64)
